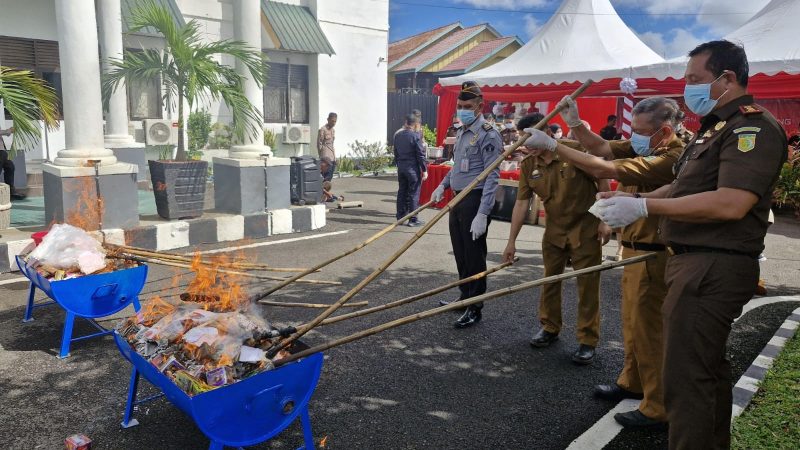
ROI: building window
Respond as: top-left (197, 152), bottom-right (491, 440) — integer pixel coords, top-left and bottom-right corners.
top-left (124, 49), bottom-right (162, 120)
top-left (263, 62), bottom-right (309, 123)
top-left (0, 35), bottom-right (63, 119)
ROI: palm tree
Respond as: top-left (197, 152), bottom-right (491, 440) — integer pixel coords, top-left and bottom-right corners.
top-left (0, 66), bottom-right (60, 152)
top-left (102, 0), bottom-right (266, 161)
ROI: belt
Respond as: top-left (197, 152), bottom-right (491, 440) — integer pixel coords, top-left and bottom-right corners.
top-left (621, 241), bottom-right (666, 252)
top-left (666, 243), bottom-right (759, 259)
top-left (454, 189), bottom-right (483, 195)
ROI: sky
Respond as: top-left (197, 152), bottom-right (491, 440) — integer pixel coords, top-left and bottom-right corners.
top-left (389, 0), bottom-right (771, 59)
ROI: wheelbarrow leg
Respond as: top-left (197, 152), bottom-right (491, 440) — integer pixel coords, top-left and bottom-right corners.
top-left (122, 367), bottom-right (141, 428)
top-left (22, 283), bottom-right (35, 322)
top-left (132, 296), bottom-right (143, 323)
top-left (299, 406), bottom-right (315, 450)
top-left (207, 441), bottom-right (224, 450)
top-left (57, 311), bottom-right (75, 359)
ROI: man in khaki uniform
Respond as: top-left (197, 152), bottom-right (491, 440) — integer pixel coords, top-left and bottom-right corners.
top-left (597, 40), bottom-right (787, 448)
top-left (317, 112), bottom-right (337, 181)
top-left (522, 97), bottom-right (685, 428)
top-left (504, 114), bottom-right (609, 365)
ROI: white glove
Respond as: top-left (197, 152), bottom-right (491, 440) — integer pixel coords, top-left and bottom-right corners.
top-left (597, 197), bottom-right (648, 228)
top-left (432, 185), bottom-right (445, 202)
top-left (470, 213), bottom-right (488, 240)
top-left (558, 95), bottom-right (582, 128)
top-left (523, 128), bottom-right (557, 152)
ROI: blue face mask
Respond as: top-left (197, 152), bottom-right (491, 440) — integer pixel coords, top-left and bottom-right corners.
top-left (630, 130), bottom-right (661, 156)
top-left (457, 108), bottom-right (477, 125)
top-left (684, 73), bottom-right (727, 116)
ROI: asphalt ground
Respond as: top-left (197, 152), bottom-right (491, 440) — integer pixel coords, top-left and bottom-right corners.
top-left (0, 176), bottom-right (798, 449)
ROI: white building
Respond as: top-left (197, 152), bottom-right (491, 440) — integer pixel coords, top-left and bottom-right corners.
top-left (0, 0), bottom-right (389, 170)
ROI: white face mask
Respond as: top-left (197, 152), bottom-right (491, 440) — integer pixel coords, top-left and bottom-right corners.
top-left (453, 123), bottom-right (462, 129)
top-left (553, 131), bottom-right (563, 139)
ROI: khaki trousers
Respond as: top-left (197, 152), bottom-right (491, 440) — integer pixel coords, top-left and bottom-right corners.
top-left (539, 239), bottom-right (602, 346)
top-left (616, 248), bottom-right (668, 421)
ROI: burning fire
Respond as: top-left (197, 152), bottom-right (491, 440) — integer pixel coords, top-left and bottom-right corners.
top-left (63, 171), bottom-right (104, 231)
top-left (183, 252), bottom-right (248, 312)
top-left (320, 435), bottom-right (329, 448)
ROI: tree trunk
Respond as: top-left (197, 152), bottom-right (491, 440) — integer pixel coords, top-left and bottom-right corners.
top-left (176, 91), bottom-right (187, 161)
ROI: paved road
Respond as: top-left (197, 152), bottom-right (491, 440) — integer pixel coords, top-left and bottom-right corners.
top-left (0, 176), bottom-right (798, 449)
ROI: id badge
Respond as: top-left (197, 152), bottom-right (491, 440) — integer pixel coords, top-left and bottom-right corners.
top-left (460, 158), bottom-right (469, 173)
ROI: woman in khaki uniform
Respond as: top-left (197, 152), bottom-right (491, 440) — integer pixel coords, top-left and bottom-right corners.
top-left (521, 97), bottom-right (685, 429)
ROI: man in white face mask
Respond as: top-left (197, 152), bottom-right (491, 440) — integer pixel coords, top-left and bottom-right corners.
top-left (522, 96), bottom-right (685, 430)
top-left (595, 40), bottom-right (787, 449)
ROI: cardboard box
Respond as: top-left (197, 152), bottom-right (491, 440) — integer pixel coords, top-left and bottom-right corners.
top-left (65, 434), bottom-right (92, 450)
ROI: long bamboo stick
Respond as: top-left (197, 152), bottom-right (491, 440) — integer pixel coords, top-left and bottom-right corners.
top-left (104, 243), bottom-right (309, 273)
top-left (260, 300), bottom-right (369, 309)
top-left (306, 258), bottom-right (517, 327)
top-left (250, 199), bottom-right (436, 299)
top-left (275, 253), bottom-right (653, 366)
top-left (111, 254), bottom-right (341, 285)
top-left (266, 80), bottom-right (595, 358)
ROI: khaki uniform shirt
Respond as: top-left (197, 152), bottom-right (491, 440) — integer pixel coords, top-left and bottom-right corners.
top-left (317, 126), bottom-right (335, 162)
top-left (664, 95), bottom-right (787, 254)
top-left (500, 128), bottom-right (519, 146)
top-left (608, 138), bottom-right (684, 244)
top-left (517, 149), bottom-right (599, 249)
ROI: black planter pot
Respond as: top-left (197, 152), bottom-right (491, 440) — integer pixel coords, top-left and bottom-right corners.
top-left (148, 160), bottom-right (208, 220)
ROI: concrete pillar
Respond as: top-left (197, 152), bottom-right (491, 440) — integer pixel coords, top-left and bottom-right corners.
top-left (97, 0), bottom-right (137, 147)
top-left (43, 0), bottom-right (138, 230)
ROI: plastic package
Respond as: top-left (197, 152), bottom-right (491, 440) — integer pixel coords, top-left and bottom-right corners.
top-left (28, 224), bottom-right (107, 274)
top-left (588, 199), bottom-right (607, 219)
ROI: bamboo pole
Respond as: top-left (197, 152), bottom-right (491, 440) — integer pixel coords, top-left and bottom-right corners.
top-left (266, 80), bottom-right (595, 358)
top-left (260, 300), bottom-right (369, 309)
top-left (275, 253), bottom-right (654, 366)
top-left (104, 243), bottom-right (310, 273)
top-left (250, 199), bottom-right (436, 299)
top-left (111, 254), bottom-right (341, 285)
top-left (306, 258), bottom-right (517, 327)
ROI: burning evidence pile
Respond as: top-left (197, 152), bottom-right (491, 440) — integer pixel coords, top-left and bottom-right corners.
top-left (116, 252), bottom-right (295, 396)
top-left (22, 224), bottom-right (140, 280)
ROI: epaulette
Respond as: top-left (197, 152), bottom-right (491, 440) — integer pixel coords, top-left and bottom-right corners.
top-left (739, 104), bottom-right (763, 115)
top-left (482, 122), bottom-right (495, 131)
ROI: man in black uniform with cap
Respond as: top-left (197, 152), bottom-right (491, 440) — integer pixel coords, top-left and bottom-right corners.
top-left (432, 81), bottom-right (502, 328)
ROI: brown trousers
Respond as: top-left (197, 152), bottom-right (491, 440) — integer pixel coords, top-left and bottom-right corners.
top-left (539, 239), bottom-right (602, 346)
top-left (663, 253), bottom-right (758, 450)
top-left (616, 248), bottom-right (668, 421)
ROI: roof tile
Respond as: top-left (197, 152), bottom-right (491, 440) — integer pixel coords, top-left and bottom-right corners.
top-left (438, 37), bottom-right (516, 73)
top-left (392, 24), bottom-right (487, 72)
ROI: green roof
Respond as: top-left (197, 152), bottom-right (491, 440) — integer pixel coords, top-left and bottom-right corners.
top-left (262, 0), bottom-right (335, 55)
top-left (121, 0), bottom-right (186, 37)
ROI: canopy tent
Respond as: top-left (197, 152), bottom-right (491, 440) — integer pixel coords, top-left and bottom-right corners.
top-left (434, 0), bottom-right (665, 143)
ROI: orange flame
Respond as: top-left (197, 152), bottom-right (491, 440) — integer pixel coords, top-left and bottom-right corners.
top-left (183, 252), bottom-right (249, 312)
top-left (320, 435), bottom-right (329, 448)
top-left (63, 173), bottom-right (104, 231)
top-left (139, 295), bottom-right (176, 325)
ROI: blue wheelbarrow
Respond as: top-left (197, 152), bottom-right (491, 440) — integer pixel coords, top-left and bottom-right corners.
top-left (114, 333), bottom-right (324, 450)
top-left (16, 255), bottom-right (148, 358)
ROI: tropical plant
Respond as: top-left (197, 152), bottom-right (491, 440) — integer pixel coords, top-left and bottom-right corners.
top-left (336, 155), bottom-right (355, 173)
top-left (209, 122), bottom-right (232, 149)
top-left (187, 109), bottom-right (211, 152)
top-left (102, 0), bottom-right (266, 161)
top-left (263, 128), bottom-right (276, 148)
top-left (421, 124), bottom-right (437, 147)
top-left (773, 155), bottom-right (800, 217)
top-left (0, 66), bottom-right (60, 153)
top-left (348, 140), bottom-right (393, 174)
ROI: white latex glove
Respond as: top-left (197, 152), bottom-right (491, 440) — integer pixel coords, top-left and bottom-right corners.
top-left (558, 95), bottom-right (582, 128)
top-left (422, 171), bottom-right (429, 181)
top-left (523, 128), bottom-right (557, 152)
top-left (470, 212), bottom-right (488, 240)
top-left (432, 184), bottom-right (445, 202)
top-left (597, 197), bottom-right (648, 228)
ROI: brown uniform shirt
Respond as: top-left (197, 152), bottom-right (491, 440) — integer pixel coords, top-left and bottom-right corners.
top-left (500, 128), bottom-right (519, 146)
top-left (517, 150), bottom-right (599, 249)
top-left (317, 126), bottom-right (336, 162)
top-left (663, 95), bottom-right (787, 254)
top-left (609, 138), bottom-right (684, 244)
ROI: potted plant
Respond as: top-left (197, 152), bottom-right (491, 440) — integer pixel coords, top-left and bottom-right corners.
top-left (0, 66), bottom-right (59, 212)
top-left (103, 0), bottom-right (265, 220)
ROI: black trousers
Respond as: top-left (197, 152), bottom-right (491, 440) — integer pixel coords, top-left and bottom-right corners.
top-left (396, 166), bottom-right (421, 220)
top-left (449, 189), bottom-right (490, 305)
top-left (0, 150), bottom-right (15, 188)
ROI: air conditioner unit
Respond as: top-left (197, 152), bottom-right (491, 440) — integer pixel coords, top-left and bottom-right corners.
top-left (144, 119), bottom-right (179, 146)
top-left (283, 124), bottom-right (311, 144)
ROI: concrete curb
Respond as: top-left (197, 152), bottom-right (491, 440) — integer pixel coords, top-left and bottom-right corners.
top-left (0, 204), bottom-right (326, 272)
top-left (731, 306), bottom-right (800, 418)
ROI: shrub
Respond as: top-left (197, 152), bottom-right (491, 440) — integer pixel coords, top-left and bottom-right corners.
top-left (209, 122), bottom-right (232, 149)
top-left (421, 124), bottom-right (437, 147)
top-left (187, 109), bottom-right (211, 152)
top-left (773, 152), bottom-right (800, 217)
top-left (263, 128), bottom-right (276, 148)
top-left (337, 156), bottom-right (355, 173)
top-left (348, 140), bottom-right (393, 174)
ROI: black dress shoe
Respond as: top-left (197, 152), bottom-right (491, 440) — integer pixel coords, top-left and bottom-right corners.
top-left (530, 329), bottom-right (559, 348)
top-left (454, 306), bottom-right (481, 328)
top-left (594, 384), bottom-right (644, 401)
top-left (614, 410), bottom-right (667, 430)
top-left (407, 220), bottom-right (423, 227)
top-left (572, 344), bottom-right (595, 365)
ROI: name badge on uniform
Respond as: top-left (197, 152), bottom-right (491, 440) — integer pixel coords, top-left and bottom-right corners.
top-left (460, 158), bottom-right (469, 172)
top-left (529, 169), bottom-right (542, 180)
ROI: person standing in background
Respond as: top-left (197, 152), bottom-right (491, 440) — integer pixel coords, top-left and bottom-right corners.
top-left (317, 112), bottom-right (337, 181)
top-left (393, 114), bottom-right (428, 227)
top-left (444, 115), bottom-right (462, 160)
top-left (0, 126), bottom-right (24, 200)
top-left (599, 115), bottom-right (618, 140)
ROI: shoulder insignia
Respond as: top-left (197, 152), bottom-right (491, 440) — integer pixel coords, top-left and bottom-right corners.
top-left (714, 120), bottom-right (726, 131)
top-left (737, 133), bottom-right (757, 152)
top-left (739, 104), bottom-right (763, 115)
top-left (482, 122), bottom-right (494, 131)
top-left (733, 126), bottom-right (761, 134)
top-left (644, 156), bottom-right (658, 161)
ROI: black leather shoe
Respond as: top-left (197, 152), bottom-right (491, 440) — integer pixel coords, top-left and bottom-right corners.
top-left (613, 410), bottom-right (667, 430)
top-left (530, 329), bottom-right (559, 348)
top-left (407, 220), bottom-right (423, 227)
top-left (454, 306), bottom-right (481, 328)
top-left (594, 384), bottom-right (644, 401)
top-left (572, 344), bottom-right (595, 365)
